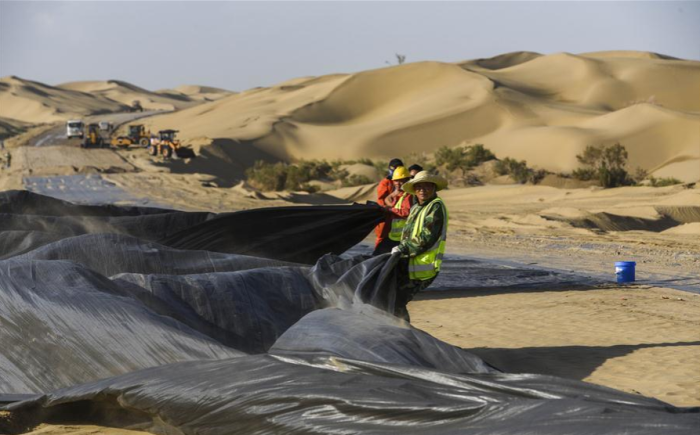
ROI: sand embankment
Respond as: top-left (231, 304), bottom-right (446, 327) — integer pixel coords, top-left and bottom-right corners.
top-left (136, 51), bottom-right (700, 183)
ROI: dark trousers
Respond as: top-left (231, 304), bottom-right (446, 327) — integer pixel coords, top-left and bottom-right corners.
top-left (394, 258), bottom-right (436, 322)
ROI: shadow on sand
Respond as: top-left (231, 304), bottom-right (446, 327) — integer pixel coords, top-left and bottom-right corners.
top-left (465, 341), bottom-right (700, 382)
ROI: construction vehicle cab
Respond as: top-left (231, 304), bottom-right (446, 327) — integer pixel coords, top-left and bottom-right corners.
top-left (149, 129), bottom-right (179, 158)
top-left (111, 124), bottom-right (150, 148)
top-left (80, 123), bottom-right (104, 148)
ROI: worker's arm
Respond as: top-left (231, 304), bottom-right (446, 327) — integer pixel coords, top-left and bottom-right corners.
top-left (397, 202), bottom-right (445, 257)
top-left (384, 191), bottom-right (398, 207)
top-left (376, 179), bottom-right (392, 207)
top-left (385, 195), bottom-right (412, 218)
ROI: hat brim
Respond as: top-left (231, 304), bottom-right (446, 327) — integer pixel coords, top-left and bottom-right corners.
top-left (402, 176), bottom-right (447, 194)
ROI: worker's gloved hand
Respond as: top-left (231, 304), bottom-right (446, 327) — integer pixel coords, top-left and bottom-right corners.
top-left (390, 246), bottom-right (402, 255)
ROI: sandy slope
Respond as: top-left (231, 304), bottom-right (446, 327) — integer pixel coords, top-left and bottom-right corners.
top-left (0, 76), bottom-right (129, 123)
top-left (410, 285), bottom-right (700, 407)
top-left (58, 80), bottom-right (200, 111)
top-left (137, 51), bottom-right (700, 183)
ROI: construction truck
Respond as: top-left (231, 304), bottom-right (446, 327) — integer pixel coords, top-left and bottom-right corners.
top-left (66, 120), bottom-right (85, 139)
top-left (111, 124), bottom-right (151, 148)
top-left (148, 130), bottom-right (195, 159)
top-left (80, 123), bottom-right (104, 148)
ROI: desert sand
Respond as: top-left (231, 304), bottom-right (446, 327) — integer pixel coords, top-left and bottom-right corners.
top-left (410, 285), bottom-right (700, 407)
top-left (1, 51), bottom-right (699, 432)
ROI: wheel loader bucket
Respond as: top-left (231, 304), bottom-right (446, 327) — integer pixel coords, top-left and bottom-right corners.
top-left (175, 147), bottom-right (196, 159)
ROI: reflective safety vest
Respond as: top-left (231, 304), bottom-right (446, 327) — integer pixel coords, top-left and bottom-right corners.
top-left (388, 192), bottom-right (410, 241)
top-left (407, 197), bottom-right (448, 281)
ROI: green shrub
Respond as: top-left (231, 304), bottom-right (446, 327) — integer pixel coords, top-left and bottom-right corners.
top-left (572, 168), bottom-right (597, 181)
top-left (435, 146), bottom-right (465, 172)
top-left (494, 158), bottom-right (545, 184)
top-left (530, 169), bottom-right (547, 184)
top-left (245, 161), bottom-right (288, 191)
top-left (464, 144), bottom-right (496, 167)
top-left (632, 167), bottom-right (648, 183)
top-left (354, 158), bottom-right (375, 166)
top-left (649, 176), bottom-right (682, 187)
top-left (342, 174), bottom-right (374, 187)
top-left (575, 143), bottom-right (632, 188)
top-left (246, 159), bottom-right (378, 191)
top-left (435, 144), bottom-right (496, 173)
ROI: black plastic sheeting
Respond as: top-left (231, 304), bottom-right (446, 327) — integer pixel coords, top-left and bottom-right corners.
top-left (0, 190), bottom-right (385, 263)
top-left (0, 191), bottom-right (698, 434)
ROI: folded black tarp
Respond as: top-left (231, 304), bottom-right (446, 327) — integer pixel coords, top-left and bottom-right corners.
top-left (1, 191), bottom-right (698, 434)
top-left (0, 190), bottom-right (385, 263)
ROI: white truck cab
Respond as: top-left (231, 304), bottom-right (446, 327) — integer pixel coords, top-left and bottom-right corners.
top-left (66, 120), bottom-right (85, 139)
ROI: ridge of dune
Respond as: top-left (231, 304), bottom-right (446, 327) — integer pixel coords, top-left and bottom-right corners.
top-left (172, 84), bottom-right (232, 95)
top-left (458, 51), bottom-right (543, 70)
top-left (157, 84), bottom-right (234, 103)
top-left (581, 50), bottom-right (681, 60)
top-left (58, 79), bottom-right (151, 95)
top-left (0, 76), bottom-right (130, 123)
top-left (117, 52), bottom-right (700, 183)
top-left (466, 51), bottom-right (700, 112)
top-left (58, 79), bottom-right (198, 111)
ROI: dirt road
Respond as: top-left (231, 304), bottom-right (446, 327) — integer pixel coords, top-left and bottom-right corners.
top-left (27, 111), bottom-right (161, 147)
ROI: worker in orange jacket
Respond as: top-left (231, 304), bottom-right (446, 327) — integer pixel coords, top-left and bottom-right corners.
top-left (375, 159), bottom-right (404, 250)
top-left (373, 166), bottom-right (413, 255)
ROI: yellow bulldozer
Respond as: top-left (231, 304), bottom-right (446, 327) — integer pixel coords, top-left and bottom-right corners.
top-left (148, 130), bottom-right (195, 159)
top-left (111, 124), bottom-right (151, 148)
top-left (80, 123), bottom-right (105, 148)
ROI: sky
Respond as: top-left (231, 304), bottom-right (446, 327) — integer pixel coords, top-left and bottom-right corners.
top-left (1, 1), bottom-right (699, 92)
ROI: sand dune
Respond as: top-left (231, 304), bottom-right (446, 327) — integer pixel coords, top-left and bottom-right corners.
top-left (137, 51), bottom-right (699, 182)
top-left (0, 116), bottom-right (29, 139)
top-left (58, 79), bottom-right (199, 111)
top-left (0, 76), bottom-right (129, 123)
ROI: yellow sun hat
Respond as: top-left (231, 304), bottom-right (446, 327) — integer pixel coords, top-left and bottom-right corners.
top-left (402, 171), bottom-right (448, 194)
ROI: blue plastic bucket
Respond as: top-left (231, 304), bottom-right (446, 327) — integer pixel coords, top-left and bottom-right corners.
top-left (615, 261), bottom-right (636, 283)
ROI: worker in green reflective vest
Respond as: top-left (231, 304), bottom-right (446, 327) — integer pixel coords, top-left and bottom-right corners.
top-left (390, 171), bottom-right (449, 321)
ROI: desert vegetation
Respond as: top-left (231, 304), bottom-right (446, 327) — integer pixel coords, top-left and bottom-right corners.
top-left (245, 159), bottom-right (376, 192)
top-left (649, 176), bottom-right (683, 187)
top-left (246, 142), bottom-right (674, 192)
top-left (572, 143), bottom-right (633, 188)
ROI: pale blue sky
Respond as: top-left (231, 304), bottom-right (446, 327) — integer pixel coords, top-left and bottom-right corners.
top-left (1, 1), bottom-right (698, 91)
